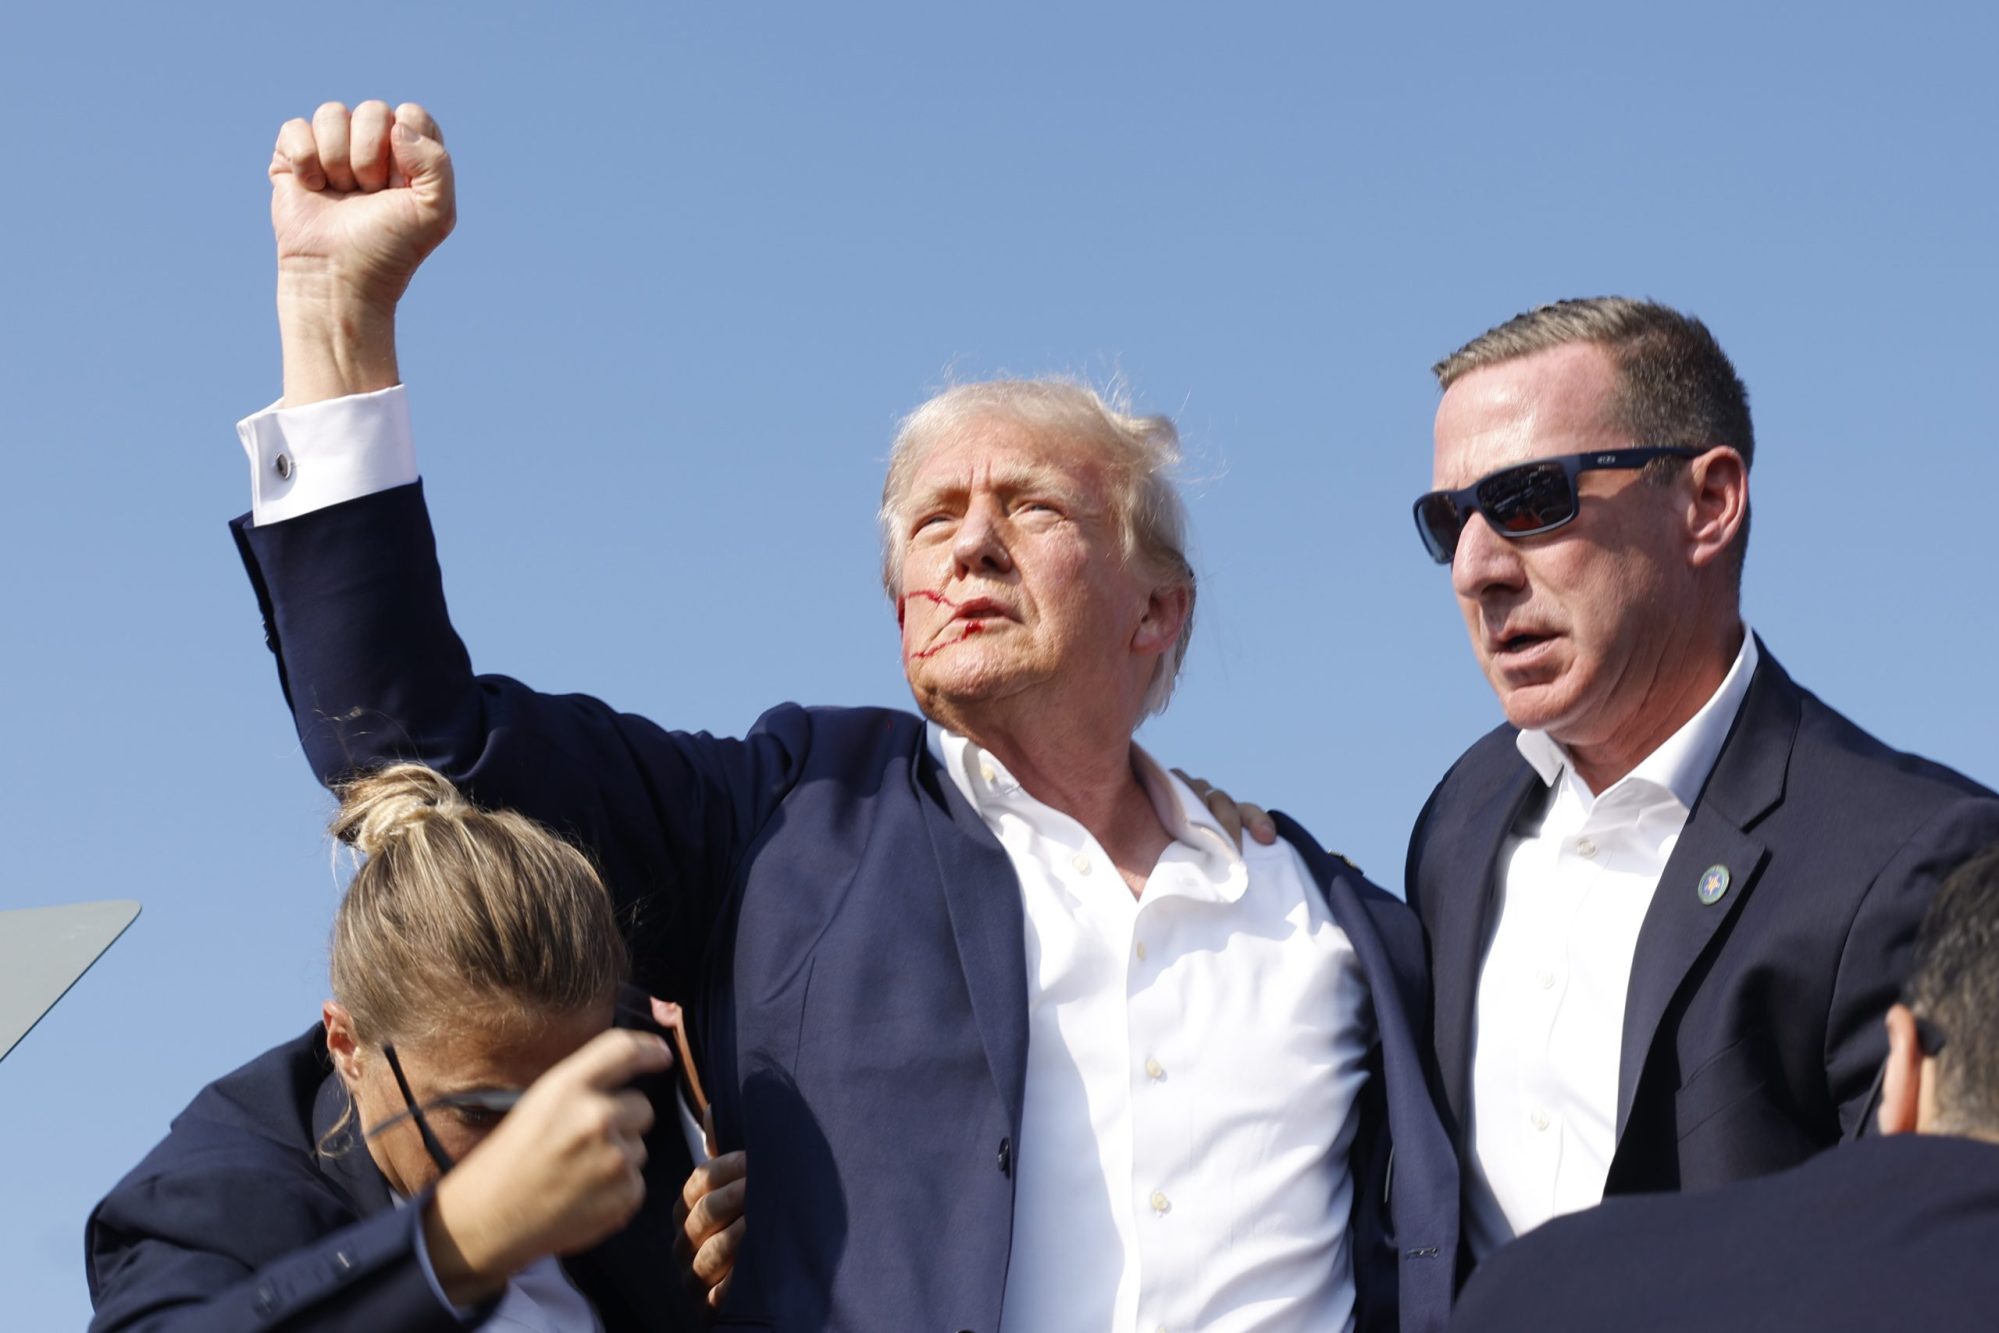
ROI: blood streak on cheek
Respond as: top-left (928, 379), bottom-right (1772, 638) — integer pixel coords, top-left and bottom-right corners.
top-left (907, 624), bottom-right (986, 661)
top-left (904, 598), bottom-right (986, 662)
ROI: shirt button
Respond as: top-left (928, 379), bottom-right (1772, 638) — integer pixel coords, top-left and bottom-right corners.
top-left (1576, 837), bottom-right (1598, 859)
top-left (979, 762), bottom-right (996, 784)
top-left (1150, 1189), bottom-right (1171, 1214)
top-left (273, 452), bottom-right (294, 480)
top-left (1144, 1056), bottom-right (1165, 1080)
top-left (1072, 852), bottom-right (1092, 874)
top-left (1535, 968), bottom-right (1556, 990)
top-left (1134, 939), bottom-right (1148, 962)
top-left (1530, 1108), bottom-right (1551, 1132)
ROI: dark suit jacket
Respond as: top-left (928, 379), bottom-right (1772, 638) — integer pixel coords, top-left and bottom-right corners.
top-left (1406, 643), bottom-right (1999, 1245)
top-left (1445, 1134), bottom-right (1999, 1332)
top-left (85, 1011), bottom-right (697, 1332)
top-left (230, 480), bottom-right (1460, 1333)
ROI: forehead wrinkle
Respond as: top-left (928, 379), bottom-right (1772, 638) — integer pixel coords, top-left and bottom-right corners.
top-left (904, 454), bottom-right (1100, 517)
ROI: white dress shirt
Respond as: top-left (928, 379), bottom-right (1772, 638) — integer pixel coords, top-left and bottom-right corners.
top-left (931, 727), bottom-right (1372, 1333)
top-left (1464, 631), bottom-right (1759, 1255)
top-left (239, 389), bottom-right (1375, 1331)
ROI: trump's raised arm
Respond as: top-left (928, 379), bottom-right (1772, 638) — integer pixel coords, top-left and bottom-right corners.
top-left (234, 103), bottom-right (815, 996)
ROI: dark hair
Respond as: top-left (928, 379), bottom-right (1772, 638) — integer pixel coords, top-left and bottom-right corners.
top-left (1904, 843), bottom-right (1999, 1134)
top-left (1434, 297), bottom-right (1755, 576)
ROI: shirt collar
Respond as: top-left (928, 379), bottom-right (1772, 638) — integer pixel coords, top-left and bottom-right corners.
top-left (925, 721), bottom-right (1247, 899)
top-left (1515, 628), bottom-right (1760, 808)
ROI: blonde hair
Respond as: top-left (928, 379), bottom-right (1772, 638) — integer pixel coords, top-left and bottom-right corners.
top-left (328, 764), bottom-right (628, 1045)
top-left (879, 378), bottom-right (1197, 719)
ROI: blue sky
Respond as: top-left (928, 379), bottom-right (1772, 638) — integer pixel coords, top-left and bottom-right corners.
top-left (4, 2), bottom-right (1995, 1323)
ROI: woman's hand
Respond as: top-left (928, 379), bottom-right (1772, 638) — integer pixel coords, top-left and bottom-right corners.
top-left (422, 1029), bottom-right (672, 1305)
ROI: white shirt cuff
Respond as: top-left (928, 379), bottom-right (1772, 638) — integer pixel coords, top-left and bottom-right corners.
top-left (236, 385), bottom-right (418, 526)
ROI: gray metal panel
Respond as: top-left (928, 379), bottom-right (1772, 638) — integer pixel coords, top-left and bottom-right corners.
top-left (0, 900), bottom-right (141, 1063)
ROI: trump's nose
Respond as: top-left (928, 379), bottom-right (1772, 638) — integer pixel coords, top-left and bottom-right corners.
top-left (952, 498), bottom-right (1014, 576)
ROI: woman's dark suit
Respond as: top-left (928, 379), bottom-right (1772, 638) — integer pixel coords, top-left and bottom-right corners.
top-left (86, 1017), bottom-right (698, 1332)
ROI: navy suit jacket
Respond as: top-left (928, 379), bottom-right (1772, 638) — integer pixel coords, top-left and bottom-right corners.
top-left (232, 481), bottom-right (1460, 1333)
top-left (1445, 1134), bottom-right (1999, 1332)
top-left (1406, 643), bottom-right (1999, 1251)
top-left (85, 1010), bottom-right (697, 1332)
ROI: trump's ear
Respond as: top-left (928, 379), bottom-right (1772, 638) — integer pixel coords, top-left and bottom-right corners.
top-left (1878, 1004), bottom-right (1923, 1136)
top-left (1133, 582), bottom-right (1193, 658)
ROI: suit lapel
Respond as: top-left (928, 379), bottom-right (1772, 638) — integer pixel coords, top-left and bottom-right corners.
top-left (1279, 815), bottom-right (1459, 1332)
top-left (1432, 764), bottom-right (1544, 1135)
top-left (913, 749), bottom-right (1030, 1139)
top-left (1614, 649), bottom-right (1797, 1140)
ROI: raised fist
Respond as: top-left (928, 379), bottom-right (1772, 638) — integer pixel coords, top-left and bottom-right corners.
top-left (423, 1027), bottom-right (673, 1305)
top-left (270, 100), bottom-right (455, 314)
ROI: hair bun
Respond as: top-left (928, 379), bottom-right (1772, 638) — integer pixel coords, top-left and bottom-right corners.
top-left (331, 763), bottom-right (470, 856)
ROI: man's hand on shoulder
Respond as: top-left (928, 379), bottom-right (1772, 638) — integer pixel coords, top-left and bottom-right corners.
top-left (1173, 769), bottom-right (1278, 847)
top-left (268, 100), bottom-right (456, 406)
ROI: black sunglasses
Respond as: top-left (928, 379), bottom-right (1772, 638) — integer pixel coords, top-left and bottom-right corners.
top-left (365, 1042), bottom-right (525, 1174)
top-left (1412, 447), bottom-right (1700, 565)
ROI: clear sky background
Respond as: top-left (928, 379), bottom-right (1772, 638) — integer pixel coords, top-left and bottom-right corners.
top-left (3, 2), bottom-right (1995, 1323)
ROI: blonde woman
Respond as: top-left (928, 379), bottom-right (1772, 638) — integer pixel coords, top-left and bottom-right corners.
top-left (86, 765), bottom-right (701, 1332)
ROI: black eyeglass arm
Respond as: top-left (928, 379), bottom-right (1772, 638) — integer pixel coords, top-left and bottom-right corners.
top-left (382, 1043), bottom-right (458, 1172)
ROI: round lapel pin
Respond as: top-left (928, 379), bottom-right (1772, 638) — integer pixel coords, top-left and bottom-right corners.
top-left (1697, 864), bottom-right (1731, 905)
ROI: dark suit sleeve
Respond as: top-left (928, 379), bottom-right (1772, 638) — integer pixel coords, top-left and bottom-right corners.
top-left (87, 1171), bottom-right (473, 1333)
top-left (231, 481), bottom-right (816, 991)
top-left (1828, 794), bottom-right (1999, 1137)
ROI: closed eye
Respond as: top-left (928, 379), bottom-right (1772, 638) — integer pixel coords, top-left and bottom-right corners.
top-left (448, 1105), bottom-right (506, 1131)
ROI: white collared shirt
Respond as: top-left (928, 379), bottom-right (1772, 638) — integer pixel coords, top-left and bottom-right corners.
top-left (930, 726), bottom-right (1372, 1333)
top-left (1464, 632), bottom-right (1759, 1255)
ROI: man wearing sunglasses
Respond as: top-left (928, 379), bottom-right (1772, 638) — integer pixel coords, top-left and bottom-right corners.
top-left (1444, 843), bottom-right (1999, 1332)
top-left (1403, 297), bottom-right (1999, 1273)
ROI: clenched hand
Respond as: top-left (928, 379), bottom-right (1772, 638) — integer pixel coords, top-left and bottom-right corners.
top-left (422, 1028), bottom-right (672, 1307)
top-left (266, 100), bottom-right (456, 405)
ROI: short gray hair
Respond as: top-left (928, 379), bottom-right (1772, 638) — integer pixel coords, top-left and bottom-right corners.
top-left (1432, 298), bottom-right (1754, 467)
top-left (879, 379), bottom-right (1196, 718)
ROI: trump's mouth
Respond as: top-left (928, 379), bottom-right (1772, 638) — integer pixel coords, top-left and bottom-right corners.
top-left (952, 596), bottom-right (1011, 622)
